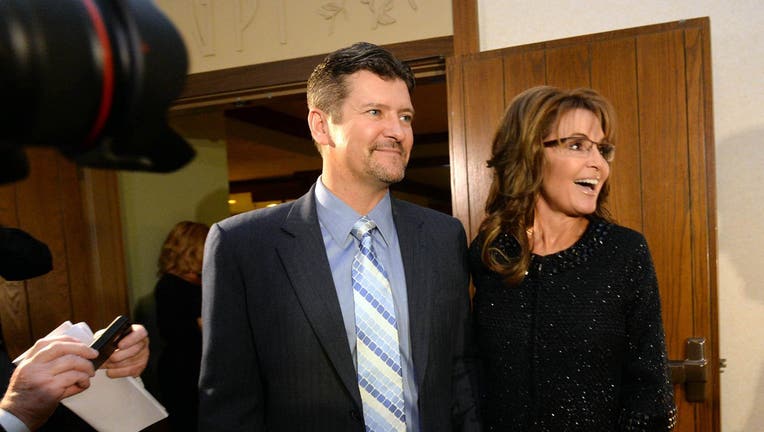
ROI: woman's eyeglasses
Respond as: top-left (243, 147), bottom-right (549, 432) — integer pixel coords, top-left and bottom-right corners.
top-left (543, 134), bottom-right (615, 162)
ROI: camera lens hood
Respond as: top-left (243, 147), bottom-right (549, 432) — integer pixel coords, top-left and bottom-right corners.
top-left (0, 0), bottom-right (195, 182)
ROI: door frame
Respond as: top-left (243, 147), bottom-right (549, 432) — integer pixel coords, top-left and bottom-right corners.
top-left (172, 36), bottom-right (454, 112)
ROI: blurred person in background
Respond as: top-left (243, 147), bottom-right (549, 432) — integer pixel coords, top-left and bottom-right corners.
top-left (154, 221), bottom-right (208, 432)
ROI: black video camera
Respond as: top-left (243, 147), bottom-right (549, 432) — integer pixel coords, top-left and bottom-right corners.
top-left (0, 0), bottom-right (195, 185)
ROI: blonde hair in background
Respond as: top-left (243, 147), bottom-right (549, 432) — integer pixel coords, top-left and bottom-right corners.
top-left (157, 221), bottom-right (210, 277)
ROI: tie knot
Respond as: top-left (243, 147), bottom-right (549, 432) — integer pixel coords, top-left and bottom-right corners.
top-left (351, 216), bottom-right (377, 241)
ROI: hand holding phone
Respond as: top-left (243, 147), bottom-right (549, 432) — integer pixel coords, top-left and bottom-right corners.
top-left (89, 315), bottom-right (133, 369)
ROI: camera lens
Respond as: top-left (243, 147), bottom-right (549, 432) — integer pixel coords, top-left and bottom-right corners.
top-left (0, 0), bottom-right (194, 183)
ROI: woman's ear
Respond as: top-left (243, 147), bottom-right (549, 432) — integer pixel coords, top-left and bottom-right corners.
top-left (308, 109), bottom-right (331, 146)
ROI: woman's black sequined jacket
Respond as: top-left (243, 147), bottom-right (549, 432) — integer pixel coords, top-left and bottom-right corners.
top-left (469, 219), bottom-right (677, 431)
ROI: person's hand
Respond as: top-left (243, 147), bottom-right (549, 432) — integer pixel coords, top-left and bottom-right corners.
top-left (101, 324), bottom-right (149, 378)
top-left (0, 335), bottom-right (97, 430)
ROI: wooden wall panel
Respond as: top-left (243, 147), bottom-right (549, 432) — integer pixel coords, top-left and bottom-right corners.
top-left (78, 169), bottom-right (129, 329)
top-left (58, 162), bottom-right (95, 327)
top-left (461, 55), bottom-right (506, 239)
top-left (636, 29), bottom-right (696, 429)
top-left (0, 182), bottom-right (33, 357)
top-left (452, 0), bottom-right (479, 56)
top-left (0, 187), bottom-right (16, 226)
top-left (685, 26), bottom-right (712, 354)
top-left (684, 26), bottom-right (719, 427)
top-left (15, 149), bottom-right (74, 338)
top-left (545, 44), bottom-right (591, 89)
top-left (0, 149), bottom-right (129, 356)
top-left (636, 29), bottom-right (694, 355)
top-left (591, 38), bottom-right (643, 232)
top-left (447, 57), bottom-right (469, 233)
top-left (503, 50), bottom-right (546, 105)
top-left (0, 280), bottom-right (31, 358)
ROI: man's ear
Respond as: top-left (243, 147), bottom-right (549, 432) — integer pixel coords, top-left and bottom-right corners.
top-left (308, 109), bottom-right (331, 147)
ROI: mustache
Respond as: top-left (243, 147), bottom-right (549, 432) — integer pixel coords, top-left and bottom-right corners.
top-left (370, 141), bottom-right (405, 152)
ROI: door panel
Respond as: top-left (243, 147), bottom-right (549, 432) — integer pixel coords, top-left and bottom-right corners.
top-left (636, 28), bottom-right (695, 355)
top-left (683, 25), bottom-right (718, 429)
top-left (448, 18), bottom-right (718, 432)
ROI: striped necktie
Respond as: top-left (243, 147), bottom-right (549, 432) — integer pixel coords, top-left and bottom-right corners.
top-left (350, 216), bottom-right (406, 432)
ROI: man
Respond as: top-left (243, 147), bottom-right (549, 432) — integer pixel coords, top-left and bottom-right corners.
top-left (0, 226), bottom-right (150, 432)
top-left (199, 42), bottom-right (480, 431)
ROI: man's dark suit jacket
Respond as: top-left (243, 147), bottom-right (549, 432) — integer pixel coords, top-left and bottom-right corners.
top-left (199, 185), bottom-right (480, 431)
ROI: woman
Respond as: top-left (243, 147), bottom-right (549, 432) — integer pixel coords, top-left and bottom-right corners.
top-left (154, 221), bottom-right (209, 432)
top-left (470, 86), bottom-right (676, 431)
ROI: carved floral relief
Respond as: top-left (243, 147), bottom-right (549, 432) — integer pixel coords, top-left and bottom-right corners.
top-left (179, 0), bottom-right (429, 67)
top-left (319, 0), bottom-right (419, 34)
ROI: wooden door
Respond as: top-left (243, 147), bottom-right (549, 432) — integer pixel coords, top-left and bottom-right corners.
top-left (0, 149), bottom-right (129, 357)
top-left (448, 18), bottom-right (718, 432)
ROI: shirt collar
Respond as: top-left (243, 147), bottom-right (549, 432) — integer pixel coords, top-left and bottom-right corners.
top-left (315, 177), bottom-right (394, 247)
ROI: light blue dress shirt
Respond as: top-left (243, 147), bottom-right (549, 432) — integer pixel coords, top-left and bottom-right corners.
top-left (315, 178), bottom-right (420, 432)
top-left (0, 409), bottom-right (30, 432)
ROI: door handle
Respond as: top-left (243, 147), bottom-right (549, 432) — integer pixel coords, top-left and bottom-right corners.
top-left (668, 337), bottom-right (707, 402)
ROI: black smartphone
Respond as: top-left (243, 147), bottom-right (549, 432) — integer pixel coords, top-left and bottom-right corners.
top-left (89, 315), bottom-right (133, 369)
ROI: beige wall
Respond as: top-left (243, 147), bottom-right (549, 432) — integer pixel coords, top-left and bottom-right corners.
top-left (119, 140), bottom-right (230, 311)
top-left (156, 0), bottom-right (453, 73)
top-left (478, 1), bottom-right (764, 431)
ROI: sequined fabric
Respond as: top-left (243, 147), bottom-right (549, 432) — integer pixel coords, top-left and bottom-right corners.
top-left (469, 219), bottom-right (676, 431)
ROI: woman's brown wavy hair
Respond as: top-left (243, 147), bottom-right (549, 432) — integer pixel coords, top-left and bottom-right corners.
top-left (478, 86), bottom-right (616, 286)
top-left (157, 221), bottom-right (209, 277)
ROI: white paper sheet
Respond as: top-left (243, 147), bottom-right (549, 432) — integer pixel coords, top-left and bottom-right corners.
top-left (13, 321), bottom-right (168, 432)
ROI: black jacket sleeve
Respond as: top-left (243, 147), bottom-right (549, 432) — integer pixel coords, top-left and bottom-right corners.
top-left (0, 227), bottom-right (52, 281)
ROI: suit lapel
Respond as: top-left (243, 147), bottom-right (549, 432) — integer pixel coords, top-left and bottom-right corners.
top-left (276, 187), bottom-right (362, 408)
top-left (393, 200), bottom-right (432, 390)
